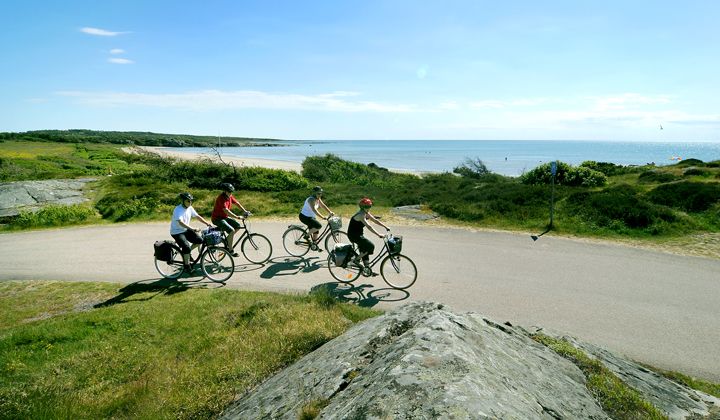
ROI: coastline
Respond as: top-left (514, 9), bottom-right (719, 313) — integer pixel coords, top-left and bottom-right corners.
top-left (135, 146), bottom-right (304, 172)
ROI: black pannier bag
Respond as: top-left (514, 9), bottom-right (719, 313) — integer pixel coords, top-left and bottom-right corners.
top-left (154, 240), bottom-right (175, 262)
top-left (333, 243), bottom-right (354, 267)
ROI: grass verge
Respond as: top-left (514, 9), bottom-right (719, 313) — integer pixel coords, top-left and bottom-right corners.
top-left (532, 333), bottom-right (667, 420)
top-left (0, 280), bottom-right (381, 419)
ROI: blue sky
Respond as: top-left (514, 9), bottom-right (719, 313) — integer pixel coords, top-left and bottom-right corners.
top-left (1, 0), bottom-right (718, 141)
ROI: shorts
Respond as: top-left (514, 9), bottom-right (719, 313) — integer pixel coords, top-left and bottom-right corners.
top-left (212, 217), bottom-right (242, 233)
top-left (349, 235), bottom-right (374, 255)
top-left (171, 229), bottom-right (203, 254)
top-left (299, 213), bottom-right (322, 230)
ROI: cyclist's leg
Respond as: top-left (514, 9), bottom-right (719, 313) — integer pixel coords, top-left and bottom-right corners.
top-left (299, 214), bottom-right (322, 242)
top-left (213, 217), bottom-right (240, 253)
top-left (171, 232), bottom-right (193, 267)
top-left (350, 236), bottom-right (374, 267)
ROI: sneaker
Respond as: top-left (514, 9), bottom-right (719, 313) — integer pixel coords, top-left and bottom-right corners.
top-left (230, 251), bottom-right (240, 257)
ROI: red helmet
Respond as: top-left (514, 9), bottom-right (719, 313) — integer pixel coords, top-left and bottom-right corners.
top-left (359, 197), bottom-right (373, 208)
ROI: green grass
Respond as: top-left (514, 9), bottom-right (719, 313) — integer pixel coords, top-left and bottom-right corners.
top-left (640, 364), bottom-right (720, 398)
top-left (532, 333), bottom-right (668, 420)
top-left (0, 280), bottom-right (381, 419)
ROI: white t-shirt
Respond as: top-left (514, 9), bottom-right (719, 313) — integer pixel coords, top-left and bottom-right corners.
top-left (170, 204), bottom-right (199, 235)
top-left (300, 196), bottom-right (318, 218)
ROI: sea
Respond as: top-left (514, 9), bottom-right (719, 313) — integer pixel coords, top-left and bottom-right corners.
top-left (180, 140), bottom-right (720, 177)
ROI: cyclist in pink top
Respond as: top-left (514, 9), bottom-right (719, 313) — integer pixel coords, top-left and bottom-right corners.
top-left (211, 183), bottom-right (249, 257)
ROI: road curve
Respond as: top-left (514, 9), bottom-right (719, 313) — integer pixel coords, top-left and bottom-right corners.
top-left (1, 220), bottom-right (718, 382)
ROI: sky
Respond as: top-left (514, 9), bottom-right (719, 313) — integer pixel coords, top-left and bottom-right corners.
top-left (1, 0), bottom-right (719, 141)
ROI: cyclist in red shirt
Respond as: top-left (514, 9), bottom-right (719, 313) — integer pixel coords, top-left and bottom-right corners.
top-left (211, 183), bottom-right (249, 257)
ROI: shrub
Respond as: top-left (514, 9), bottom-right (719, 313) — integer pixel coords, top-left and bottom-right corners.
top-left (521, 162), bottom-right (607, 187)
top-left (647, 181), bottom-right (720, 212)
top-left (706, 160), bottom-right (720, 168)
top-left (301, 154), bottom-right (417, 189)
top-left (683, 167), bottom-right (711, 177)
top-left (96, 194), bottom-right (159, 221)
top-left (675, 158), bottom-right (704, 167)
top-left (580, 161), bottom-right (640, 177)
top-left (638, 170), bottom-right (679, 184)
top-left (453, 157), bottom-right (491, 179)
top-left (9, 204), bottom-right (97, 228)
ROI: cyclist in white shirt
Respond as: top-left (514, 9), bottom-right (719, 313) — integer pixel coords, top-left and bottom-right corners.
top-left (298, 186), bottom-right (334, 244)
top-left (170, 192), bottom-right (212, 270)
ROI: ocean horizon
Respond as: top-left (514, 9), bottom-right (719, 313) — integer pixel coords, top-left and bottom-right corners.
top-left (182, 140), bottom-right (720, 176)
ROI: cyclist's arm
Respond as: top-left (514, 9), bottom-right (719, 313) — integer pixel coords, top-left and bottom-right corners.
top-left (367, 212), bottom-right (390, 231)
top-left (318, 198), bottom-right (334, 216)
top-left (231, 196), bottom-right (249, 215)
top-left (361, 216), bottom-right (383, 238)
top-left (309, 197), bottom-right (328, 220)
top-left (195, 214), bottom-right (212, 228)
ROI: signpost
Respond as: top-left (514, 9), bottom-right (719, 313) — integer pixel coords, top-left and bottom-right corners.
top-left (532, 160), bottom-right (558, 241)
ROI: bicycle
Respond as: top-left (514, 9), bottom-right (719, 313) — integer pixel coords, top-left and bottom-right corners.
top-left (282, 215), bottom-right (349, 257)
top-left (327, 234), bottom-right (417, 289)
top-left (219, 213), bottom-right (273, 264)
top-left (154, 228), bottom-right (236, 282)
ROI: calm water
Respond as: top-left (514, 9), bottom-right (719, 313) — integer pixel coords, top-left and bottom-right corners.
top-left (182, 140), bottom-right (720, 176)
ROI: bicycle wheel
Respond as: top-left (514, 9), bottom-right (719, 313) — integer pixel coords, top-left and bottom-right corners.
top-left (241, 233), bottom-right (273, 264)
top-left (327, 254), bottom-right (362, 283)
top-left (324, 230), bottom-right (350, 252)
top-left (155, 245), bottom-right (184, 279)
top-left (201, 246), bottom-right (235, 282)
top-left (282, 226), bottom-right (310, 257)
top-left (380, 254), bottom-right (417, 289)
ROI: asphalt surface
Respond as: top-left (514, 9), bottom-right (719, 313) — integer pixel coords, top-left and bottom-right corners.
top-left (1, 220), bottom-right (718, 382)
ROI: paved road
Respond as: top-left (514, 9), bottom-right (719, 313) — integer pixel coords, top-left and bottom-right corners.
top-left (1, 221), bottom-right (718, 382)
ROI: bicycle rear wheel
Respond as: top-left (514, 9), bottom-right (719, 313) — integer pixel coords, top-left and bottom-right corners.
top-left (380, 254), bottom-right (417, 289)
top-left (241, 233), bottom-right (272, 264)
top-left (282, 226), bottom-right (310, 257)
top-left (324, 230), bottom-right (349, 252)
top-left (155, 245), bottom-right (184, 279)
top-left (327, 254), bottom-right (362, 283)
top-left (201, 246), bottom-right (235, 282)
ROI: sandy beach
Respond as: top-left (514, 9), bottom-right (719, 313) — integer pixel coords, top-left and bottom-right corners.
top-left (136, 146), bottom-right (303, 172)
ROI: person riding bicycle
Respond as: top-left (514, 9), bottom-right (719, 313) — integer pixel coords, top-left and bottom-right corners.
top-left (299, 185), bottom-right (334, 244)
top-left (347, 197), bottom-right (389, 269)
top-left (211, 182), bottom-right (249, 257)
top-left (170, 192), bottom-right (212, 270)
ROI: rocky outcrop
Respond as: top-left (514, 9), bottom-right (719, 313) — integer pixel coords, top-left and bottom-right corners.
top-left (220, 302), bottom-right (718, 419)
top-left (0, 179), bottom-right (95, 217)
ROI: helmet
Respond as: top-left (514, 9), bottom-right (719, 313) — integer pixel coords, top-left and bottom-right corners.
top-left (312, 186), bottom-right (323, 196)
top-left (359, 197), bottom-right (373, 208)
top-left (179, 192), bottom-right (194, 201)
top-left (220, 182), bottom-right (235, 192)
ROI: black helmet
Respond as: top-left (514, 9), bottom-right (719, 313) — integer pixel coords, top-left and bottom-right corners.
top-left (312, 186), bottom-right (323, 195)
top-left (220, 182), bottom-right (235, 192)
top-left (179, 192), bottom-right (194, 201)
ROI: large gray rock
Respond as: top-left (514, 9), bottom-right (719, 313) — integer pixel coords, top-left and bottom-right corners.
top-left (0, 179), bottom-right (95, 217)
top-left (221, 302), bottom-right (610, 419)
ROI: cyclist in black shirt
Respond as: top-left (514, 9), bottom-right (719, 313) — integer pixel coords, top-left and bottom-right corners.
top-left (347, 197), bottom-right (389, 269)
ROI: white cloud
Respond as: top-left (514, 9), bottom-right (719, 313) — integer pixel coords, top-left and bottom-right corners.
top-left (109, 49), bottom-right (126, 54)
top-left (80, 27), bottom-right (128, 37)
top-left (55, 90), bottom-right (415, 112)
top-left (108, 58), bottom-right (134, 64)
top-left (590, 93), bottom-right (672, 111)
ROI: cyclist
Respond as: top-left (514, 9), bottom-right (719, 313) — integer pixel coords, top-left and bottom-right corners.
top-left (211, 182), bottom-right (249, 257)
top-left (299, 185), bottom-right (334, 244)
top-left (347, 197), bottom-right (389, 269)
top-left (170, 192), bottom-right (212, 270)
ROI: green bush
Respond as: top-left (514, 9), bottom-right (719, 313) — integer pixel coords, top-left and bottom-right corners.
top-left (163, 159), bottom-right (307, 192)
top-left (565, 185), bottom-right (676, 232)
top-left (647, 181), bottom-right (720, 212)
top-left (521, 162), bottom-right (607, 187)
top-left (301, 154), bottom-right (417, 189)
top-left (683, 167), bottom-right (711, 177)
top-left (638, 170), bottom-right (679, 184)
top-left (96, 194), bottom-right (159, 221)
top-left (675, 158), bottom-right (704, 167)
top-left (9, 204), bottom-right (97, 228)
top-left (580, 161), bottom-right (641, 177)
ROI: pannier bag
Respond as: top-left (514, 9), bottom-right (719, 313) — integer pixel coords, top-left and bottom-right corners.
top-left (387, 235), bottom-right (403, 254)
top-left (333, 243), bottom-right (353, 267)
top-left (203, 228), bottom-right (224, 246)
top-left (328, 216), bottom-right (342, 231)
top-left (154, 240), bottom-right (176, 262)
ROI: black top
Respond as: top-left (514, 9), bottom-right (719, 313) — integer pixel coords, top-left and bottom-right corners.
top-left (347, 212), bottom-right (364, 239)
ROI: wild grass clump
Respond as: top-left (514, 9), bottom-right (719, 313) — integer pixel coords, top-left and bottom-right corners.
top-left (647, 181), bottom-right (720, 212)
top-left (640, 366), bottom-right (720, 398)
top-left (532, 334), bottom-right (667, 420)
top-left (638, 170), bottom-right (680, 184)
top-left (302, 154), bottom-right (417, 189)
top-left (0, 281), bottom-right (381, 419)
top-left (580, 161), bottom-right (643, 177)
top-left (8, 204), bottom-right (98, 229)
top-left (521, 161), bottom-right (607, 187)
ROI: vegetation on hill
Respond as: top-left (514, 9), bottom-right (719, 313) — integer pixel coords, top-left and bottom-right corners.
top-left (1, 137), bottom-right (719, 243)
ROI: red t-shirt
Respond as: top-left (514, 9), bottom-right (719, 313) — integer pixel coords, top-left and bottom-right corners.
top-left (212, 194), bottom-right (240, 219)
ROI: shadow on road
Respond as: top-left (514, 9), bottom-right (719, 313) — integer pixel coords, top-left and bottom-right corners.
top-left (95, 273), bottom-right (225, 308)
top-left (260, 255), bottom-right (326, 279)
top-left (310, 282), bottom-right (410, 308)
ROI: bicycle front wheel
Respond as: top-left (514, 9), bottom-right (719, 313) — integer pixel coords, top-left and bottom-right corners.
top-left (282, 226), bottom-right (310, 257)
top-left (327, 254), bottom-right (362, 283)
top-left (324, 230), bottom-right (349, 252)
top-left (201, 246), bottom-right (235, 282)
top-left (380, 254), bottom-right (417, 289)
top-left (155, 245), bottom-right (184, 279)
top-left (241, 233), bottom-right (273, 264)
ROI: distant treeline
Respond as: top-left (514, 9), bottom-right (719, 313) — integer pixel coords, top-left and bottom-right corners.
top-left (0, 129), bottom-right (284, 147)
